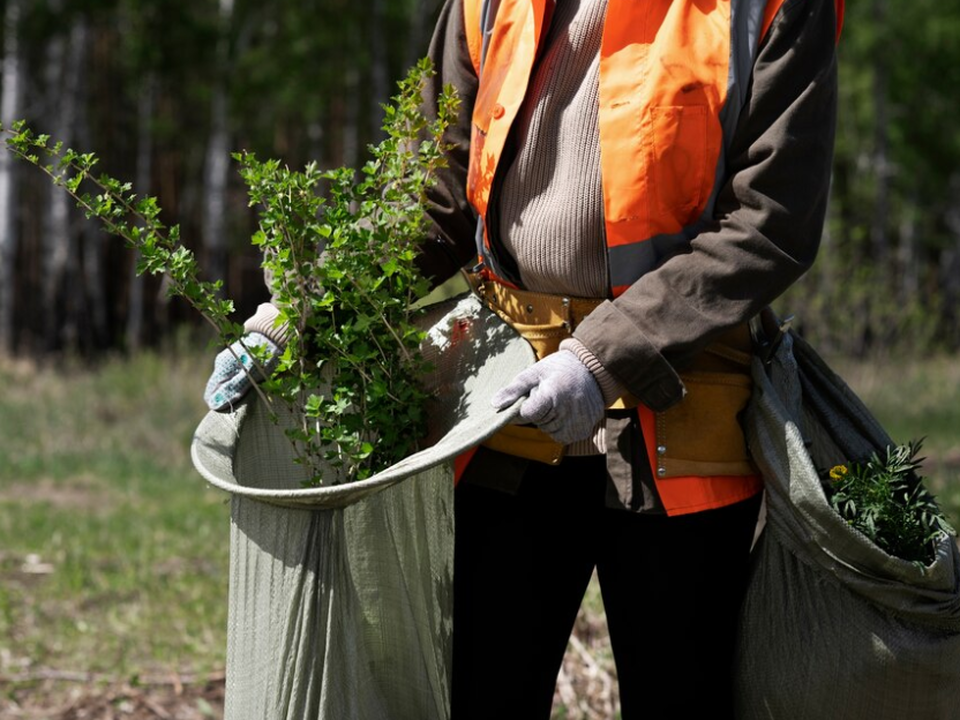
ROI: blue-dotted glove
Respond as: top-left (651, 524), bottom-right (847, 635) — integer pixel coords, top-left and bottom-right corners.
top-left (203, 332), bottom-right (281, 411)
top-left (491, 349), bottom-right (605, 444)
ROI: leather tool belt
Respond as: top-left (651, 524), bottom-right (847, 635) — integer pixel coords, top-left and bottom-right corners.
top-left (471, 276), bottom-right (618, 465)
top-left (471, 275), bottom-right (756, 474)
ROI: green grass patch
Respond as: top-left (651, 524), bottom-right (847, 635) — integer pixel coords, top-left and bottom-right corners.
top-left (1, 346), bottom-right (957, 716)
top-left (0, 349), bottom-right (230, 682)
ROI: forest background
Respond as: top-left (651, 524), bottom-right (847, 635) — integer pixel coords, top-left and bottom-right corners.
top-left (1, 0), bottom-right (960, 718)
top-left (0, 0), bottom-right (958, 356)
top-left (0, 0), bottom-right (439, 355)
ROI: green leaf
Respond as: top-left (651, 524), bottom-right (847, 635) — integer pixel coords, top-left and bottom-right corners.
top-left (3, 58), bottom-right (453, 486)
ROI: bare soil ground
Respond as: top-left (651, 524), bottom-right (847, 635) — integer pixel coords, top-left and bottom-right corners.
top-left (0, 612), bottom-right (615, 720)
top-left (0, 673), bottom-right (225, 720)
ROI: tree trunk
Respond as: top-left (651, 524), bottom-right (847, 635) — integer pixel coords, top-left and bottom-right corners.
top-left (942, 172), bottom-right (960, 345)
top-left (897, 193), bottom-right (919, 302)
top-left (870, 0), bottom-right (890, 269)
top-left (42, 16), bottom-right (88, 352)
top-left (342, 63), bottom-right (360, 170)
top-left (0, 0), bottom-right (24, 353)
top-left (405, 0), bottom-right (436, 68)
top-left (202, 0), bottom-right (234, 293)
top-left (369, 0), bottom-right (388, 142)
top-left (126, 76), bottom-right (155, 351)
top-left (81, 218), bottom-right (107, 350)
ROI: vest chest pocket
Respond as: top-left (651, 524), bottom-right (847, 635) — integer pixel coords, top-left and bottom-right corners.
top-left (651, 105), bottom-right (709, 220)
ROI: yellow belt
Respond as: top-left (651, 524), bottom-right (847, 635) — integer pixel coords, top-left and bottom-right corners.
top-left (472, 278), bottom-right (618, 465)
top-left (475, 279), bottom-right (602, 356)
top-left (471, 276), bottom-right (755, 469)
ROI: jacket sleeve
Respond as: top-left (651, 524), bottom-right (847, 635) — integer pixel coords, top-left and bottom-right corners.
top-left (574, 0), bottom-right (839, 411)
top-left (415, 0), bottom-right (482, 286)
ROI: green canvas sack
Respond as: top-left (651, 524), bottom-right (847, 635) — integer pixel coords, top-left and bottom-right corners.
top-left (192, 294), bottom-right (535, 720)
top-left (736, 330), bottom-right (960, 719)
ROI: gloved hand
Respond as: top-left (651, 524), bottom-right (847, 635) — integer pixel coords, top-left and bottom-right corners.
top-left (203, 332), bottom-right (281, 411)
top-left (491, 349), bottom-right (604, 444)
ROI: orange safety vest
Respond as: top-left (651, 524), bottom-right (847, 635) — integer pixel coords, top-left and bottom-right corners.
top-left (459, 0), bottom-right (844, 515)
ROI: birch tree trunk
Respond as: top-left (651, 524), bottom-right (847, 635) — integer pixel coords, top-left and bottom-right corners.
top-left (42, 16), bottom-right (88, 351)
top-left (0, 0), bottom-right (24, 353)
top-left (202, 0), bottom-right (234, 293)
top-left (80, 200), bottom-right (107, 349)
top-left (126, 76), bottom-right (155, 351)
top-left (64, 25), bottom-right (96, 353)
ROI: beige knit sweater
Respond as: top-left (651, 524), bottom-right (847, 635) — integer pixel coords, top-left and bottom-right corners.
top-left (496, 0), bottom-right (615, 455)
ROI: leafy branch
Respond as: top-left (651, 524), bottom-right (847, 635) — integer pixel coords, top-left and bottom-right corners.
top-left (2, 57), bottom-right (460, 485)
top-left (0, 119), bottom-right (275, 412)
top-left (823, 440), bottom-right (956, 566)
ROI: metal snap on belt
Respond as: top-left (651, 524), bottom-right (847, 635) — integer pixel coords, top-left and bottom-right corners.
top-left (561, 297), bottom-right (572, 331)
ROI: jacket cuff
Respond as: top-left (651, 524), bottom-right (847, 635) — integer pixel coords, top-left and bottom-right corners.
top-left (573, 301), bottom-right (685, 412)
top-left (243, 303), bottom-right (289, 347)
top-left (559, 338), bottom-right (628, 407)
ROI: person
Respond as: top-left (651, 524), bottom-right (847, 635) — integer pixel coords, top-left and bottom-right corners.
top-left (418, 0), bottom-right (843, 717)
top-left (205, 0), bottom-right (843, 716)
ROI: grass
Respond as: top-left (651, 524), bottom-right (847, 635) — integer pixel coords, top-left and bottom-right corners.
top-left (0, 345), bottom-right (230, 689)
top-left (0, 345), bottom-right (957, 719)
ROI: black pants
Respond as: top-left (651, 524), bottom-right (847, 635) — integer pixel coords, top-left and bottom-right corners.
top-left (451, 455), bottom-right (762, 719)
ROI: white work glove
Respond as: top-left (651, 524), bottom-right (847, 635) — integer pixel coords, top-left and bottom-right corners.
top-left (203, 332), bottom-right (281, 411)
top-left (491, 349), bottom-right (605, 444)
